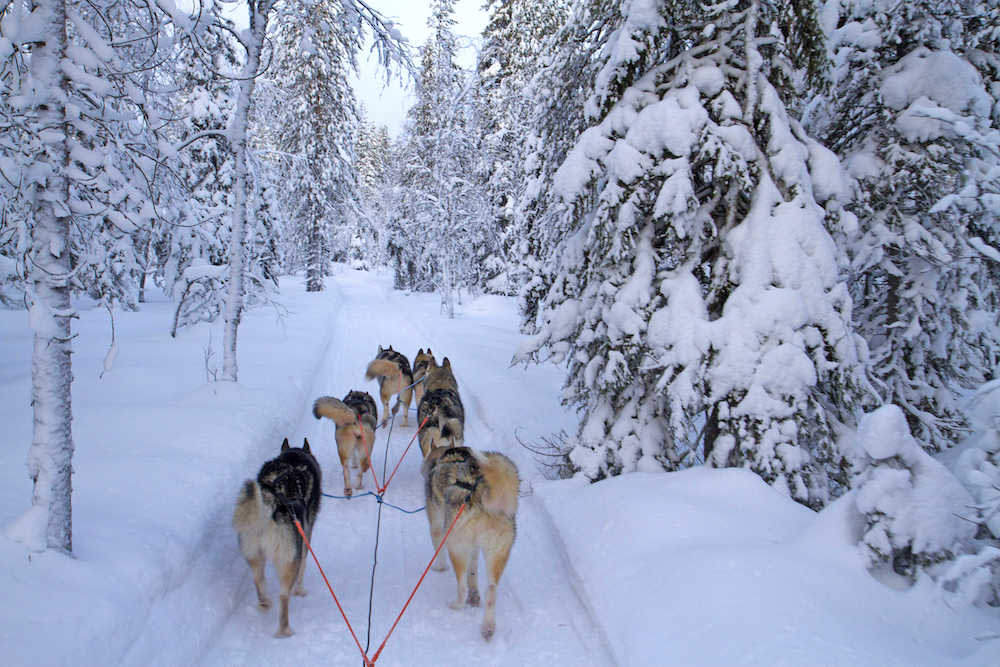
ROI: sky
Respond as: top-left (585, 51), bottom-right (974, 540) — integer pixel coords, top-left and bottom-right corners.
top-left (350, 0), bottom-right (489, 136)
top-left (2, 266), bottom-right (998, 665)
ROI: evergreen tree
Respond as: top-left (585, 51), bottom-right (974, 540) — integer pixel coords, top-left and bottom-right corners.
top-left (392, 0), bottom-right (489, 314)
top-left (268, 0), bottom-right (361, 292)
top-left (812, 0), bottom-right (1000, 451)
top-left (518, 0), bottom-right (865, 508)
top-left (476, 0), bottom-right (569, 295)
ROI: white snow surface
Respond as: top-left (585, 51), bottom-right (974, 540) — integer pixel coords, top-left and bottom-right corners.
top-left (1, 268), bottom-right (998, 666)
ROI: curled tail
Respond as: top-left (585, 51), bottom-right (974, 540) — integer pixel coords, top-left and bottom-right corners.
top-left (366, 358), bottom-right (400, 381)
top-left (313, 396), bottom-right (357, 426)
top-left (232, 479), bottom-right (262, 532)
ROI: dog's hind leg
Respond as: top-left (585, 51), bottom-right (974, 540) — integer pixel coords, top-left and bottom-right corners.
top-left (480, 527), bottom-right (515, 641)
top-left (466, 546), bottom-right (480, 607)
top-left (294, 526), bottom-right (312, 597)
top-left (399, 386), bottom-right (413, 426)
top-left (247, 551), bottom-right (272, 610)
top-left (447, 543), bottom-right (473, 611)
top-left (275, 558), bottom-right (299, 637)
top-left (425, 502), bottom-right (448, 572)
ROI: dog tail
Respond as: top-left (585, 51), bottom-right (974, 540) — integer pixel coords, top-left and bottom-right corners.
top-left (478, 452), bottom-right (519, 518)
top-left (440, 418), bottom-right (465, 447)
top-left (313, 396), bottom-right (357, 426)
top-left (232, 479), bottom-right (262, 532)
top-left (366, 358), bottom-right (400, 380)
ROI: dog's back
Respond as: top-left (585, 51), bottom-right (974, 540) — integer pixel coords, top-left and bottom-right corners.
top-left (417, 357), bottom-right (465, 455)
top-left (365, 345), bottom-right (415, 425)
top-left (343, 390), bottom-right (378, 430)
top-left (422, 445), bottom-right (519, 640)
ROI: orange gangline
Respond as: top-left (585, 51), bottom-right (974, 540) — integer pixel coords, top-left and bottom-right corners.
top-left (292, 519), bottom-right (372, 666)
top-left (369, 502), bottom-right (467, 664)
top-left (379, 415), bottom-right (429, 494)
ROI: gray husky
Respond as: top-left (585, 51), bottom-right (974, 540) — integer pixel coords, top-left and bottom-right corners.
top-left (232, 438), bottom-right (322, 637)
top-left (416, 357), bottom-right (465, 457)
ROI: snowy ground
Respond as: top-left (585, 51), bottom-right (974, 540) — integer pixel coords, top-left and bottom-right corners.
top-left (1, 267), bottom-right (998, 666)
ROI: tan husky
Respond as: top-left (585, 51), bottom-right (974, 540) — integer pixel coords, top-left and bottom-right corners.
top-left (416, 357), bottom-right (465, 457)
top-left (411, 348), bottom-right (436, 404)
top-left (312, 391), bottom-right (376, 497)
top-left (422, 445), bottom-right (519, 640)
top-left (365, 345), bottom-right (414, 426)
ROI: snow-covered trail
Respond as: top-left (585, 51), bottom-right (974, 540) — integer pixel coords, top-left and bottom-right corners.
top-left (198, 269), bottom-right (615, 666)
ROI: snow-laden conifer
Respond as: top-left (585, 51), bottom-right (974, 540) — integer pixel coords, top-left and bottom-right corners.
top-left (518, 0), bottom-right (866, 508)
top-left (812, 0), bottom-right (1000, 451)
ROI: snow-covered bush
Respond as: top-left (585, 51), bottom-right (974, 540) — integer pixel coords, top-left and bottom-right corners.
top-left (943, 381), bottom-right (1000, 606)
top-left (855, 405), bottom-right (975, 580)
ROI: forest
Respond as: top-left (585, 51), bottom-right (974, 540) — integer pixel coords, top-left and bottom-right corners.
top-left (2, 0), bottom-right (1000, 613)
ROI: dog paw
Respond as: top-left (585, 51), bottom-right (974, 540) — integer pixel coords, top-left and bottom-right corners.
top-left (274, 626), bottom-right (294, 638)
top-left (432, 562), bottom-right (447, 572)
top-left (257, 597), bottom-right (272, 610)
top-left (343, 487), bottom-right (353, 497)
top-left (449, 599), bottom-right (465, 611)
top-left (294, 586), bottom-right (307, 597)
top-left (467, 590), bottom-right (481, 607)
top-left (481, 621), bottom-right (495, 641)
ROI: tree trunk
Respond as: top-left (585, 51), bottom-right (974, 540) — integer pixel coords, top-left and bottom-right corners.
top-left (26, 0), bottom-right (75, 554)
top-left (222, 4), bottom-right (268, 382)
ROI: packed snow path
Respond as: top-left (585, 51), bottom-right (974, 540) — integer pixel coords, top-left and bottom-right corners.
top-left (197, 269), bottom-right (616, 666)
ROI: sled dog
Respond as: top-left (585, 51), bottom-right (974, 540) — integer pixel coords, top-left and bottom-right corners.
top-left (411, 347), bottom-right (436, 404)
top-left (232, 437), bottom-right (322, 637)
top-left (422, 445), bottom-right (519, 640)
top-left (313, 390), bottom-right (377, 496)
top-left (365, 345), bottom-right (414, 426)
top-left (416, 356), bottom-right (465, 457)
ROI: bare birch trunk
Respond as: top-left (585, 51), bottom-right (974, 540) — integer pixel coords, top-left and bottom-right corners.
top-left (26, 0), bottom-right (75, 553)
top-left (222, 3), bottom-right (268, 382)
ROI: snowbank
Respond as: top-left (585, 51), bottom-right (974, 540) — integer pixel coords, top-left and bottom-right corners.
top-left (0, 277), bottom-right (340, 665)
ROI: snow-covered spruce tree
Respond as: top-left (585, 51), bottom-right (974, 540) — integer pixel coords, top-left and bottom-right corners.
top-left (162, 11), bottom-right (239, 336)
top-left (267, 0), bottom-right (360, 292)
top-left (515, 0), bottom-right (610, 334)
top-left (0, 0), bottom-right (183, 552)
top-left (217, 0), bottom-right (407, 379)
top-left (517, 0), bottom-right (866, 508)
top-left (392, 0), bottom-right (489, 314)
top-left (944, 381), bottom-right (1000, 606)
top-left (854, 404), bottom-right (975, 581)
top-left (810, 0), bottom-right (1000, 452)
top-left (353, 113), bottom-right (392, 269)
top-left (475, 0), bottom-right (569, 295)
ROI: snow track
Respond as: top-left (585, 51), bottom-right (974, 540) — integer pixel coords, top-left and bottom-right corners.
top-left (196, 269), bottom-right (615, 666)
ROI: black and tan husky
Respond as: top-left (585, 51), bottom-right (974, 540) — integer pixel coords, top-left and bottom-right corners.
top-left (365, 345), bottom-right (414, 426)
top-left (232, 438), bottom-right (322, 637)
top-left (312, 390), bottom-right (377, 496)
top-left (417, 357), bottom-right (465, 457)
top-left (422, 445), bottom-right (519, 640)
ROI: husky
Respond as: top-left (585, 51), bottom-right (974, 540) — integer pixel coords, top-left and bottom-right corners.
top-left (422, 445), bottom-right (519, 640)
top-left (365, 345), bottom-right (414, 427)
top-left (312, 390), bottom-right (377, 497)
top-left (232, 438), bottom-right (322, 638)
top-left (416, 357), bottom-right (465, 457)
top-left (411, 348), bottom-right (436, 405)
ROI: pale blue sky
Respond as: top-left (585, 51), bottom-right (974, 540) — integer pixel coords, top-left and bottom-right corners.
top-left (350, 0), bottom-right (487, 136)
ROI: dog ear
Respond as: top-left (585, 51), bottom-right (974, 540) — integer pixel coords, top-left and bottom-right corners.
top-left (378, 345), bottom-right (384, 353)
top-left (443, 357), bottom-right (451, 368)
top-left (417, 348), bottom-right (423, 355)
top-left (389, 344), bottom-right (394, 351)
top-left (302, 438), bottom-right (311, 452)
top-left (427, 348), bottom-right (432, 355)
top-left (281, 437), bottom-right (290, 451)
